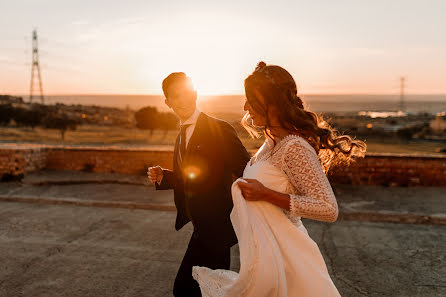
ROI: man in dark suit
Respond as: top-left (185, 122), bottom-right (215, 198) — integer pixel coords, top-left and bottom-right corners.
top-left (147, 72), bottom-right (250, 297)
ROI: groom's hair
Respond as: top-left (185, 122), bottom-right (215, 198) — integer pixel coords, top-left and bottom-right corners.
top-left (162, 72), bottom-right (194, 98)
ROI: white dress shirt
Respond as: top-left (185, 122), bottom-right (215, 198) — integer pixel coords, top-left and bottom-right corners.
top-left (181, 107), bottom-right (201, 149)
top-left (156, 108), bottom-right (201, 185)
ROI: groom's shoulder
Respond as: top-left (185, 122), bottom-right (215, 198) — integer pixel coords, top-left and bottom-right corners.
top-left (200, 113), bottom-right (234, 131)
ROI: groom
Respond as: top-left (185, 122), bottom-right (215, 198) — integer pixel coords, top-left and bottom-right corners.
top-left (148, 72), bottom-right (250, 297)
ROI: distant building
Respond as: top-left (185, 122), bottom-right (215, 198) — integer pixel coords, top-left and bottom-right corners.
top-left (358, 110), bottom-right (407, 119)
top-left (430, 114), bottom-right (446, 134)
top-left (0, 95), bottom-right (23, 104)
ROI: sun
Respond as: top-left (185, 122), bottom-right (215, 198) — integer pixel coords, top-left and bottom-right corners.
top-left (187, 68), bottom-right (244, 96)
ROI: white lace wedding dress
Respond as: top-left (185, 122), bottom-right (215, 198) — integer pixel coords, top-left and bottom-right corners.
top-left (192, 135), bottom-right (341, 297)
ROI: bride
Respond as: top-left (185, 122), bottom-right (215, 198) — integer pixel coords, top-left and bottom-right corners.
top-left (192, 62), bottom-right (366, 297)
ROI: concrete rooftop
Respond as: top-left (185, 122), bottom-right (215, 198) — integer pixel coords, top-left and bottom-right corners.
top-left (0, 170), bottom-right (445, 297)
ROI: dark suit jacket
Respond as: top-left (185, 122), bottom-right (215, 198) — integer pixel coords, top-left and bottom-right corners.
top-left (155, 112), bottom-right (250, 248)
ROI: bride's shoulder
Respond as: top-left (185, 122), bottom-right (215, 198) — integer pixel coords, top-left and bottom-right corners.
top-left (271, 134), bottom-right (319, 169)
top-left (275, 134), bottom-right (315, 154)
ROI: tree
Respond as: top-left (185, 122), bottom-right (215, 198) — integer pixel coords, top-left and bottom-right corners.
top-left (157, 112), bottom-right (179, 137)
top-left (0, 104), bottom-right (13, 126)
top-left (10, 107), bottom-right (29, 127)
top-left (134, 106), bottom-right (159, 136)
top-left (0, 95), bottom-right (23, 104)
top-left (9, 105), bottom-right (45, 129)
top-left (396, 124), bottom-right (426, 141)
top-left (42, 114), bottom-right (78, 140)
top-left (23, 109), bottom-right (42, 129)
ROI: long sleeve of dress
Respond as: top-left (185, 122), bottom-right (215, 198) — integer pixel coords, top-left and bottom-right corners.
top-left (274, 136), bottom-right (339, 222)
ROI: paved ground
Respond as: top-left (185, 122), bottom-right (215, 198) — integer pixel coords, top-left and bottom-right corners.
top-left (0, 170), bottom-right (445, 297)
top-left (1, 202), bottom-right (445, 297)
top-left (1, 170), bottom-right (445, 224)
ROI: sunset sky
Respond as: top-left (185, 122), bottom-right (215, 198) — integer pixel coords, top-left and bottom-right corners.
top-left (1, 0), bottom-right (445, 95)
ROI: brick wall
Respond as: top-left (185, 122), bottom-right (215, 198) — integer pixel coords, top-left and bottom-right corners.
top-left (328, 153), bottom-right (446, 187)
top-left (1, 145), bottom-right (445, 186)
top-left (45, 147), bottom-right (173, 175)
top-left (0, 145), bottom-right (47, 178)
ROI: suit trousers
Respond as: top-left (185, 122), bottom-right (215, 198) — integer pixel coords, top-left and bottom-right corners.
top-left (173, 231), bottom-right (231, 297)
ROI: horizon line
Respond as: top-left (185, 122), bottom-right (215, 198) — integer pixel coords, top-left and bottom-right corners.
top-left (7, 92), bottom-right (446, 97)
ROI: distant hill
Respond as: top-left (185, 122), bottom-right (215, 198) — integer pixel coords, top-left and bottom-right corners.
top-left (12, 94), bottom-right (446, 115)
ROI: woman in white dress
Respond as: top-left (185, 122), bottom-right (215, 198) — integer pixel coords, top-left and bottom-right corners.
top-left (192, 62), bottom-right (366, 297)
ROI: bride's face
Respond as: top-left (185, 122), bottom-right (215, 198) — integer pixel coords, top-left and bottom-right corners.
top-left (244, 88), bottom-right (281, 127)
top-left (244, 97), bottom-right (266, 127)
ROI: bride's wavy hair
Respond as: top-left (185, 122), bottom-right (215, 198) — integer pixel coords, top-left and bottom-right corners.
top-left (242, 62), bottom-right (366, 173)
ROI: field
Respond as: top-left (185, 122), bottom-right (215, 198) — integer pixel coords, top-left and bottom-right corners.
top-left (1, 124), bottom-right (445, 155)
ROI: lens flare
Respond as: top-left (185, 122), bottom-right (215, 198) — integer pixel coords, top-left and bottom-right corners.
top-left (183, 166), bottom-right (201, 181)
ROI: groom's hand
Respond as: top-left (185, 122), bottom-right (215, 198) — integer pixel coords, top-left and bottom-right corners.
top-left (237, 178), bottom-right (267, 201)
top-left (147, 166), bottom-right (163, 184)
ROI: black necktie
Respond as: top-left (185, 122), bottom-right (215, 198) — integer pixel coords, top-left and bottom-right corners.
top-left (179, 124), bottom-right (191, 163)
top-left (179, 124), bottom-right (193, 221)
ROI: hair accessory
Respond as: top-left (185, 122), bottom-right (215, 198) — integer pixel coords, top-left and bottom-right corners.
top-left (254, 61), bottom-right (278, 86)
top-left (254, 62), bottom-right (303, 109)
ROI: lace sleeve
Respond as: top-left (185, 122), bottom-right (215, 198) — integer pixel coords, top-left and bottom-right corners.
top-left (274, 136), bottom-right (339, 222)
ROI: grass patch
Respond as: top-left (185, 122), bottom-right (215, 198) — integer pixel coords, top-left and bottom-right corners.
top-left (1, 125), bottom-right (445, 154)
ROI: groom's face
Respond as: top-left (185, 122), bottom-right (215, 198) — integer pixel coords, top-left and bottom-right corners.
top-left (165, 81), bottom-right (197, 121)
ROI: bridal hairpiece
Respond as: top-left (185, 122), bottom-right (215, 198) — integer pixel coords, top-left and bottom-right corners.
top-left (254, 62), bottom-right (278, 86)
top-left (254, 62), bottom-right (304, 109)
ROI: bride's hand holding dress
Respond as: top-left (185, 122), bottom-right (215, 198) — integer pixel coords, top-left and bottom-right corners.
top-left (236, 179), bottom-right (268, 201)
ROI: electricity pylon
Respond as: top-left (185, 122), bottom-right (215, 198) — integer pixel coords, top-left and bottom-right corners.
top-left (399, 76), bottom-right (405, 112)
top-left (29, 29), bottom-right (44, 104)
